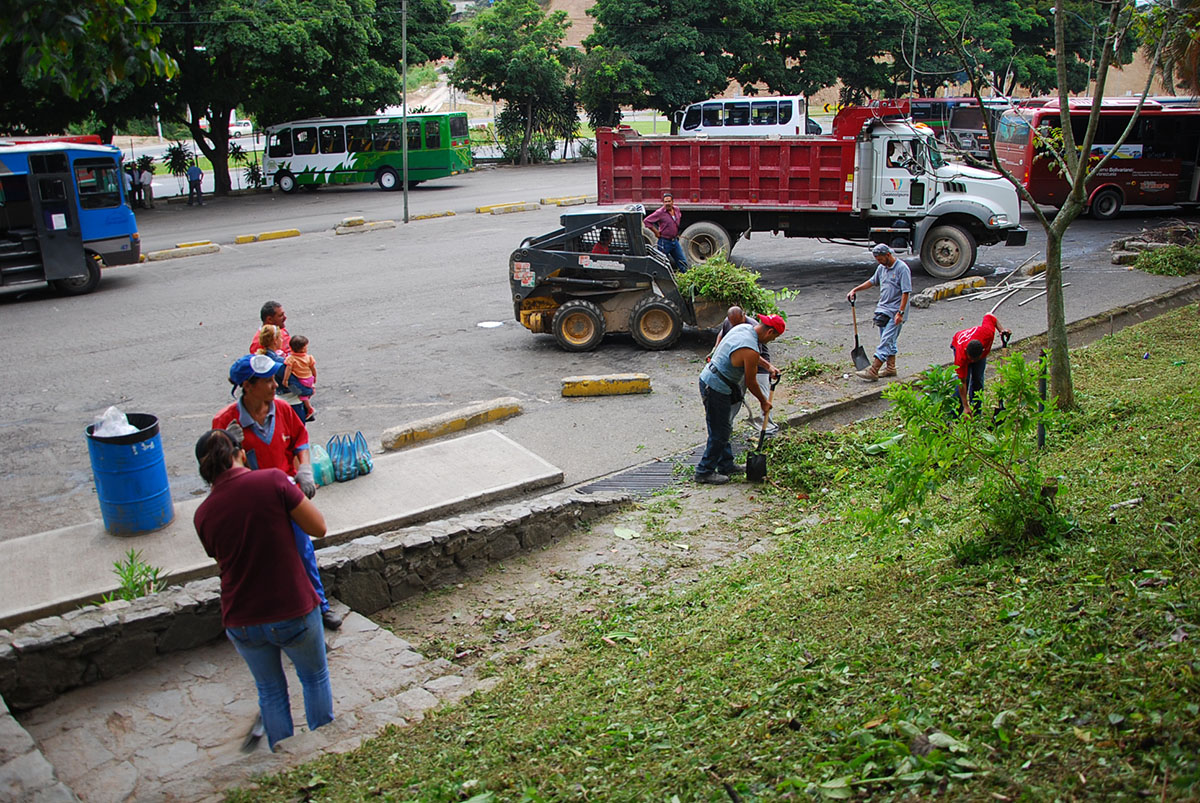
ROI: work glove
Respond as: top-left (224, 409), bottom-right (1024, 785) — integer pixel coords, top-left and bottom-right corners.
top-left (296, 463), bottom-right (317, 499)
top-left (224, 420), bottom-right (244, 446)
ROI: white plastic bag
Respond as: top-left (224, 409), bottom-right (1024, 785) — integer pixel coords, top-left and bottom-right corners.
top-left (93, 406), bottom-right (139, 437)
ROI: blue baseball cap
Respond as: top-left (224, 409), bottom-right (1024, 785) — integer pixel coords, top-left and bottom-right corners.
top-left (229, 354), bottom-right (283, 393)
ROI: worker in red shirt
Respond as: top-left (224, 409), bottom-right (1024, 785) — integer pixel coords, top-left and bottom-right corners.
top-left (951, 312), bottom-right (1011, 415)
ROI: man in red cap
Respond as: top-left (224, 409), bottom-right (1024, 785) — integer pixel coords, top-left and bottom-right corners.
top-left (696, 314), bottom-right (785, 484)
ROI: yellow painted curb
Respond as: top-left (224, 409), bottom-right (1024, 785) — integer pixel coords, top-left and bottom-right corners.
top-left (234, 234), bottom-right (258, 244)
top-left (257, 228), bottom-right (301, 241)
top-left (931, 276), bottom-right (986, 301)
top-left (411, 210), bottom-right (457, 220)
top-left (380, 397), bottom-right (523, 451)
top-left (475, 201), bottom-right (526, 214)
top-left (561, 374), bottom-right (652, 397)
top-left (144, 244), bottom-right (221, 261)
top-left (340, 216), bottom-right (366, 227)
top-left (490, 203), bottom-right (540, 215)
top-left (335, 220), bottom-right (397, 235)
top-left (175, 240), bottom-right (212, 248)
top-left (540, 194), bottom-right (598, 206)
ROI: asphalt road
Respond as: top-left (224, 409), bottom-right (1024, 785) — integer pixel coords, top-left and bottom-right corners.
top-left (1, 161), bottom-right (1194, 541)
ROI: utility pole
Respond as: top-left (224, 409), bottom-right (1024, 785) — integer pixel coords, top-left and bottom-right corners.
top-left (402, 0), bottom-right (409, 224)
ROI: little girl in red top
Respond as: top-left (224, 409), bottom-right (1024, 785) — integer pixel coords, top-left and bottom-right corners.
top-left (283, 335), bottom-right (317, 421)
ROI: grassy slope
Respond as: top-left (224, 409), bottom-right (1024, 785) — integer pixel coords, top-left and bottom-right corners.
top-left (232, 306), bottom-right (1200, 802)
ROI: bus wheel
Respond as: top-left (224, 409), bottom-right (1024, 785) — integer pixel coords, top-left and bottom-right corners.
top-left (378, 168), bottom-right (400, 191)
top-left (276, 171), bottom-right (297, 194)
top-left (920, 224), bottom-right (976, 279)
top-left (1089, 189), bottom-right (1123, 220)
top-left (552, 300), bottom-right (605, 352)
top-left (54, 253), bottom-right (102, 296)
top-left (681, 221), bottom-right (732, 265)
top-left (630, 295), bottom-right (683, 350)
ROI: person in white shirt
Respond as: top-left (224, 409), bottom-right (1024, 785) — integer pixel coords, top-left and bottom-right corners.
top-left (140, 167), bottom-right (155, 209)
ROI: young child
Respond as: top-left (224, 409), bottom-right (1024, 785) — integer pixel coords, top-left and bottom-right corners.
top-left (283, 335), bottom-right (317, 421)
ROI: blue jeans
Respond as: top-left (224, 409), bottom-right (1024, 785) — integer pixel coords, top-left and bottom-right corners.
top-left (187, 180), bottom-right (203, 205)
top-left (657, 237), bottom-right (688, 271)
top-left (292, 522), bottom-right (329, 613)
top-left (226, 606), bottom-right (333, 749)
top-left (697, 380), bottom-right (736, 476)
top-left (875, 318), bottom-right (903, 360)
top-left (956, 351), bottom-right (987, 414)
top-left (287, 376), bottom-right (314, 398)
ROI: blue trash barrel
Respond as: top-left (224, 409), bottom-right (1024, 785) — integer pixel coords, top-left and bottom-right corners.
top-left (85, 413), bottom-right (174, 535)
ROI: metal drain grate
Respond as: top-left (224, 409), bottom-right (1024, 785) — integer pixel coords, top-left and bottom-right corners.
top-left (579, 439), bottom-right (757, 497)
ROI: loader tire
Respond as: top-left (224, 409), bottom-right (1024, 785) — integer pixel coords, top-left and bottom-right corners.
top-left (630, 296), bottom-right (683, 350)
top-left (553, 300), bottom-right (605, 352)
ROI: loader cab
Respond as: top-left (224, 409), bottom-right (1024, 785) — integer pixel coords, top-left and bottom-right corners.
top-left (554, 207), bottom-right (649, 257)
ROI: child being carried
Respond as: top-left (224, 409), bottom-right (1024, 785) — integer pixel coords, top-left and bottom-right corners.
top-left (282, 335), bottom-right (317, 422)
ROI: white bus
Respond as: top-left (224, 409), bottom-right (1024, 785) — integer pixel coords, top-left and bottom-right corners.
top-left (674, 96), bottom-right (822, 136)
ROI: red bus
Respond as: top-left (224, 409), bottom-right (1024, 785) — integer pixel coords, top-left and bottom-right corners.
top-left (994, 97), bottom-right (1200, 219)
top-left (0, 134), bottom-right (104, 146)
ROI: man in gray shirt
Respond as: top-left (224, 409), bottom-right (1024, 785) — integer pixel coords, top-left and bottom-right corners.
top-left (845, 243), bottom-right (911, 381)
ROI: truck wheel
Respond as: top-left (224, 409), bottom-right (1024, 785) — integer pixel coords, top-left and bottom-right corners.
top-left (1089, 189), bottom-right (1122, 220)
top-left (630, 296), bottom-right (683, 350)
top-left (552, 300), bottom-right (606, 352)
top-left (920, 225), bottom-right (976, 279)
top-left (681, 221), bottom-right (732, 265)
top-left (54, 252), bottom-right (102, 296)
top-left (276, 171), bottom-right (297, 193)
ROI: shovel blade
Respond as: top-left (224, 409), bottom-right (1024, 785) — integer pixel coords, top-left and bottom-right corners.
top-left (851, 345), bottom-right (871, 371)
top-left (746, 452), bottom-right (767, 482)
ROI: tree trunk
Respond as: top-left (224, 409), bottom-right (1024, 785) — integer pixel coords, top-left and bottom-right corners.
top-left (1044, 219), bottom-right (1076, 410)
top-left (520, 99), bottom-right (534, 165)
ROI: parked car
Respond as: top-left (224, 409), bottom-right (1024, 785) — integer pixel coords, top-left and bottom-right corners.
top-left (229, 120), bottom-right (253, 137)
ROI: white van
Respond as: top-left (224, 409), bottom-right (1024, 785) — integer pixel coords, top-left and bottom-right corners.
top-left (675, 96), bottom-right (821, 136)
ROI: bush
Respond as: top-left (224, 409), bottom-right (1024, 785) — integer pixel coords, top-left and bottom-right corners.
top-left (863, 355), bottom-right (1075, 562)
top-left (578, 139), bottom-right (596, 159)
top-left (674, 252), bottom-right (795, 316)
top-left (1133, 244), bottom-right (1200, 276)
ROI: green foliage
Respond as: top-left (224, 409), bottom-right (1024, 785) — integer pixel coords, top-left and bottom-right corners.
top-left (783, 355), bottom-right (832, 381)
top-left (101, 549), bottom-right (164, 603)
top-left (1133, 244), bottom-right (1200, 276)
top-left (577, 139), bottom-right (597, 160)
top-left (243, 162), bottom-right (265, 189)
top-left (865, 357), bottom-right (1073, 562)
top-left (577, 45), bottom-right (649, 129)
top-left (674, 252), bottom-right (795, 316)
top-left (163, 141), bottom-right (193, 177)
top-left (135, 155), bottom-right (155, 174)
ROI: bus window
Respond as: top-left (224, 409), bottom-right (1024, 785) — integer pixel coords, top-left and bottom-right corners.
top-left (997, 115), bottom-right (1031, 146)
top-left (346, 124), bottom-right (372, 152)
top-left (449, 115), bottom-right (468, 139)
top-left (752, 102), bottom-right (778, 125)
top-left (319, 125), bottom-right (346, 154)
top-left (701, 104), bottom-right (722, 127)
top-left (425, 118), bottom-right (441, 150)
top-left (682, 105), bottom-right (701, 130)
top-left (374, 123), bottom-right (400, 151)
top-left (778, 102), bottom-right (793, 125)
top-left (268, 129), bottom-right (293, 158)
top-left (724, 102), bottom-right (750, 127)
top-left (293, 127), bottom-right (318, 156)
top-left (407, 121), bottom-right (421, 151)
top-left (29, 154), bottom-right (69, 173)
top-left (74, 158), bottom-right (121, 209)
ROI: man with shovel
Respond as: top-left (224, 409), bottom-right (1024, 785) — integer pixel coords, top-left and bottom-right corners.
top-left (846, 244), bottom-right (911, 381)
top-left (695, 314), bottom-right (785, 485)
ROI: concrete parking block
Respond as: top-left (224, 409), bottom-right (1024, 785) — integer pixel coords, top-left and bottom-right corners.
top-left (411, 210), bottom-right (456, 220)
top-left (256, 228), bottom-right (301, 242)
top-left (474, 201), bottom-right (525, 214)
top-left (144, 244), bottom-right (221, 261)
top-left (381, 397), bottom-right (523, 452)
top-left (340, 216), bottom-right (366, 227)
top-left (540, 195), bottom-right (598, 206)
top-left (561, 374), bottom-right (652, 397)
top-left (335, 220), bottom-right (396, 236)
top-left (174, 240), bottom-right (211, 248)
top-left (233, 234), bottom-right (258, 244)
top-left (490, 203), bottom-right (540, 215)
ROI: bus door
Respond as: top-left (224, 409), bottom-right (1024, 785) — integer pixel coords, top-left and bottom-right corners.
top-left (876, 135), bottom-right (931, 214)
top-left (27, 152), bottom-right (86, 281)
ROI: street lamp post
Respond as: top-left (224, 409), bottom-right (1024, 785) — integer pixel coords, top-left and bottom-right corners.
top-left (402, 0), bottom-right (409, 224)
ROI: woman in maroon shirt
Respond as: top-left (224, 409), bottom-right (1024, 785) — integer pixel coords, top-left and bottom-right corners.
top-left (193, 428), bottom-right (334, 751)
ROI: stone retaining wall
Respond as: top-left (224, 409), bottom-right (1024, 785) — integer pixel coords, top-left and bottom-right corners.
top-left (0, 490), bottom-right (630, 712)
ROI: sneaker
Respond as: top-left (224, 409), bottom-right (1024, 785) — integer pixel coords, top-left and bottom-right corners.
top-left (240, 714), bottom-right (264, 753)
top-left (695, 472), bottom-right (730, 485)
top-left (305, 411), bottom-right (316, 422)
top-left (322, 608), bottom-right (344, 630)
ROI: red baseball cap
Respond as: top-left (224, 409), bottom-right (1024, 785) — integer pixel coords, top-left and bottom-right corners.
top-left (758, 314), bottom-right (786, 335)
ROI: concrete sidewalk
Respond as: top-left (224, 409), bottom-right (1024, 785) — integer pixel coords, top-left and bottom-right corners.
top-left (0, 430), bottom-right (563, 629)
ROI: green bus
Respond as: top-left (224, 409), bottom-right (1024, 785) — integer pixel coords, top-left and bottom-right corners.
top-left (263, 112), bottom-right (472, 193)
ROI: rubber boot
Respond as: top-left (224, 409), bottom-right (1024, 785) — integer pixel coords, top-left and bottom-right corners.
top-left (879, 356), bottom-right (897, 378)
top-left (856, 357), bottom-right (882, 381)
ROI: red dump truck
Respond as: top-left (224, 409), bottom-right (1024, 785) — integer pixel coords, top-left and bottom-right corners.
top-left (597, 100), bottom-right (1027, 278)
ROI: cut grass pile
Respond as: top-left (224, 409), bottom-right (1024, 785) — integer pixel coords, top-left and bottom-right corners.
top-left (231, 306), bottom-right (1200, 802)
